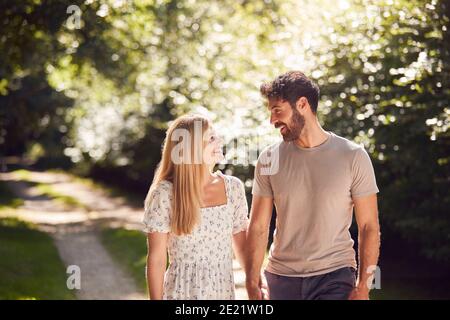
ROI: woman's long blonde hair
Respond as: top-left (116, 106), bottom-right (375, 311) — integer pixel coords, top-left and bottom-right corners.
top-left (144, 114), bottom-right (210, 235)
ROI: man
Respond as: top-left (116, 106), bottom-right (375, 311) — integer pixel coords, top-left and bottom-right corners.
top-left (245, 71), bottom-right (380, 300)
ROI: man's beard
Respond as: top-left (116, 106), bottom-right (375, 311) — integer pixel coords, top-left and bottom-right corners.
top-left (280, 109), bottom-right (305, 142)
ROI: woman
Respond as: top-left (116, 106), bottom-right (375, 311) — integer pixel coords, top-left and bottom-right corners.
top-left (143, 114), bottom-right (249, 299)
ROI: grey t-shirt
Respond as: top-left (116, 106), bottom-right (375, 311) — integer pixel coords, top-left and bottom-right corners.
top-left (252, 132), bottom-right (379, 277)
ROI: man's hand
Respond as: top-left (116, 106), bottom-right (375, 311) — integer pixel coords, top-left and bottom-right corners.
top-left (350, 194), bottom-right (380, 301)
top-left (348, 287), bottom-right (369, 300)
top-left (246, 273), bottom-right (269, 300)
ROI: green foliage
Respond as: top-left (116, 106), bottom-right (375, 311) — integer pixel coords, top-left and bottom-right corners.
top-left (1, 0), bottom-right (448, 263)
top-left (316, 0), bottom-right (450, 261)
top-left (0, 0), bottom-right (142, 160)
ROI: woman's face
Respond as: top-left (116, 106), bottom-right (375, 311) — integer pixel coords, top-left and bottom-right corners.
top-left (203, 126), bottom-right (224, 165)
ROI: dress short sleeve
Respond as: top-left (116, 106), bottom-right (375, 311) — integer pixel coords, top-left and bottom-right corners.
top-left (230, 177), bottom-right (249, 234)
top-left (142, 181), bottom-right (173, 233)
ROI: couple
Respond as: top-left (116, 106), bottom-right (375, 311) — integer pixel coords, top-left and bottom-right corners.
top-left (143, 71), bottom-right (380, 300)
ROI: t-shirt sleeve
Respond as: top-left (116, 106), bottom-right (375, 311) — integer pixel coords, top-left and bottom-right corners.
top-left (350, 147), bottom-right (379, 198)
top-left (231, 177), bottom-right (249, 234)
top-left (251, 149), bottom-right (274, 197)
top-left (142, 182), bottom-right (172, 233)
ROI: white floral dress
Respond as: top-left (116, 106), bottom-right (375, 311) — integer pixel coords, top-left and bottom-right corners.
top-left (142, 171), bottom-right (249, 300)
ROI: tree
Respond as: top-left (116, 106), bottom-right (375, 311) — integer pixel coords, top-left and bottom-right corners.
top-left (316, 0), bottom-right (450, 261)
top-left (0, 0), bottom-right (142, 162)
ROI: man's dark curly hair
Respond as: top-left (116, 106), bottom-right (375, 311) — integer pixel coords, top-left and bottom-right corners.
top-left (260, 71), bottom-right (320, 113)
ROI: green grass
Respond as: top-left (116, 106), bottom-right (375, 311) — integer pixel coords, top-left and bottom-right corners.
top-left (75, 176), bottom-right (144, 208)
top-left (369, 254), bottom-right (450, 300)
top-left (10, 169), bottom-right (32, 181)
top-left (100, 228), bottom-right (148, 294)
top-left (11, 168), bottom-right (142, 209)
top-left (0, 217), bottom-right (76, 300)
top-left (49, 169), bottom-right (143, 208)
top-left (34, 184), bottom-right (88, 210)
top-left (0, 181), bottom-right (23, 211)
top-left (371, 277), bottom-right (450, 300)
top-left (8, 170), bottom-right (87, 210)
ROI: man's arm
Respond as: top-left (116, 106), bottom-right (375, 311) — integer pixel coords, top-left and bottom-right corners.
top-left (349, 193), bottom-right (380, 300)
top-left (245, 195), bottom-right (273, 300)
top-left (146, 232), bottom-right (168, 300)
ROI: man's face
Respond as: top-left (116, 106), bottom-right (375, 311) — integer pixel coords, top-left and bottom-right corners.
top-left (268, 98), bottom-right (305, 142)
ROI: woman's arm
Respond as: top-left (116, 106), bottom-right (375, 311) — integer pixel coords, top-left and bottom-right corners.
top-left (146, 232), bottom-right (168, 300)
top-left (232, 230), bottom-right (247, 270)
top-left (231, 177), bottom-right (250, 271)
top-left (245, 195), bottom-right (273, 300)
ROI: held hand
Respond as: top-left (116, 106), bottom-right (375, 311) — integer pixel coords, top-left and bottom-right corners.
top-left (260, 273), bottom-right (269, 300)
top-left (348, 287), bottom-right (370, 300)
top-left (246, 273), bottom-right (270, 300)
top-left (246, 282), bottom-right (263, 300)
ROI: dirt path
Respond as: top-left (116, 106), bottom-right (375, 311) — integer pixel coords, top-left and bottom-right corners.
top-left (54, 230), bottom-right (143, 300)
top-left (1, 171), bottom-right (145, 300)
top-left (1, 170), bottom-right (248, 300)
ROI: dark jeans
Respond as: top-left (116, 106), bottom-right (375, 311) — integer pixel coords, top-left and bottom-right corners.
top-left (264, 267), bottom-right (356, 300)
